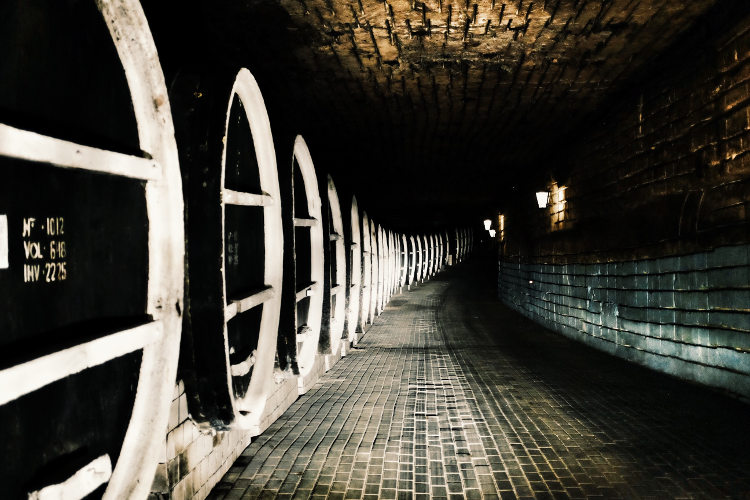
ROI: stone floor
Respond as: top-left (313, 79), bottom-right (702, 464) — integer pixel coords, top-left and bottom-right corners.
top-left (208, 259), bottom-right (750, 500)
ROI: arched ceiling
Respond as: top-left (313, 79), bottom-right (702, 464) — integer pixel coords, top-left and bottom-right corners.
top-left (146, 0), bottom-right (721, 228)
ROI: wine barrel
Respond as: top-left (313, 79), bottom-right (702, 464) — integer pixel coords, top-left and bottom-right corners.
top-left (380, 228), bottom-right (389, 307)
top-left (291, 136), bottom-right (324, 378)
top-left (376, 224), bottom-right (385, 314)
top-left (438, 231), bottom-right (446, 270)
top-left (347, 197), bottom-right (362, 344)
top-left (415, 234), bottom-right (423, 283)
top-left (368, 219), bottom-right (379, 321)
top-left (360, 212), bottom-right (372, 330)
top-left (387, 230), bottom-right (395, 301)
top-left (175, 67), bottom-right (283, 432)
top-left (420, 234), bottom-right (430, 281)
top-left (393, 232), bottom-right (402, 293)
top-left (437, 234), bottom-right (443, 272)
top-left (407, 235), bottom-right (417, 288)
top-left (424, 234), bottom-right (431, 279)
top-left (444, 230), bottom-right (452, 266)
top-left (394, 232), bottom-right (401, 293)
top-left (454, 228), bottom-right (464, 263)
top-left (399, 233), bottom-right (409, 290)
top-left (429, 233), bottom-right (438, 277)
top-left (0, 1), bottom-right (183, 498)
top-left (383, 229), bottom-right (393, 300)
top-left (325, 175), bottom-right (346, 356)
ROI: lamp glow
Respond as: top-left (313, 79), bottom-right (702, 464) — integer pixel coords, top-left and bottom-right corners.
top-left (483, 219), bottom-right (491, 231)
top-left (535, 191), bottom-right (550, 209)
top-left (488, 229), bottom-right (496, 238)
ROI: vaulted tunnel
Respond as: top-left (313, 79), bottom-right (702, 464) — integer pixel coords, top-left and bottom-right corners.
top-left (0, 0), bottom-right (749, 499)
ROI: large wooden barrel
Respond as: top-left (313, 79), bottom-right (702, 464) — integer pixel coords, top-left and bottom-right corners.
top-left (291, 136), bottom-right (324, 378)
top-left (399, 234), bottom-right (408, 290)
top-left (394, 232), bottom-right (403, 292)
top-left (347, 197), bottom-right (361, 344)
top-left (421, 234), bottom-right (430, 281)
top-left (376, 224), bottom-right (385, 314)
top-left (455, 228), bottom-right (463, 263)
top-left (384, 228), bottom-right (391, 304)
top-left (175, 67), bottom-right (283, 431)
top-left (424, 234), bottom-right (431, 279)
top-left (429, 233), bottom-right (438, 276)
top-left (393, 231), bottom-right (401, 295)
top-left (407, 235), bottom-right (417, 287)
top-left (360, 212), bottom-right (372, 330)
top-left (0, 1), bottom-right (183, 498)
top-left (325, 175), bottom-right (346, 355)
top-left (368, 219), bottom-right (379, 322)
top-left (444, 230), bottom-right (452, 266)
top-left (384, 230), bottom-right (392, 301)
top-left (387, 230), bottom-right (395, 301)
top-left (438, 231), bottom-right (445, 269)
top-left (415, 234), bottom-right (424, 283)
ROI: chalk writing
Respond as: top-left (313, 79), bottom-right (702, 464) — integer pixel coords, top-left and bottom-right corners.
top-left (22, 216), bottom-right (67, 284)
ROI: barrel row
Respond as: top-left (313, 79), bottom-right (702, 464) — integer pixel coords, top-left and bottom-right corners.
top-left (0, 4), bottom-right (475, 498)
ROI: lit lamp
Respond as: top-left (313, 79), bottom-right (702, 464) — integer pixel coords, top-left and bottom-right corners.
top-left (488, 229), bottom-right (497, 238)
top-left (483, 219), bottom-right (492, 231)
top-left (535, 191), bottom-right (550, 209)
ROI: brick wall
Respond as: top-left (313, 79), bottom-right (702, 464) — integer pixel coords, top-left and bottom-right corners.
top-left (499, 245), bottom-right (750, 401)
top-left (498, 7), bottom-right (750, 400)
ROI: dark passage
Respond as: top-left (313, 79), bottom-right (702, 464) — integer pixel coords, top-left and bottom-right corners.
top-left (208, 258), bottom-right (750, 499)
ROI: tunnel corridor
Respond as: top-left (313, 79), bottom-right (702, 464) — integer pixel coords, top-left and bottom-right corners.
top-left (208, 259), bottom-right (750, 500)
top-left (1, 0), bottom-right (750, 499)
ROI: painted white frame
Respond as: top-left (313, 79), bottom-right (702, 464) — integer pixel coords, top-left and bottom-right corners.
top-left (399, 233), bottom-right (408, 289)
top-left (292, 136), bottom-right (324, 376)
top-left (325, 175), bottom-right (346, 355)
top-left (0, 1), bottom-right (184, 497)
top-left (348, 198), bottom-right (361, 343)
top-left (219, 68), bottom-right (283, 429)
top-left (368, 219), bottom-right (379, 322)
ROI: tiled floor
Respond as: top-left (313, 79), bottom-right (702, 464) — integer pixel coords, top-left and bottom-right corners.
top-left (208, 259), bottom-right (750, 499)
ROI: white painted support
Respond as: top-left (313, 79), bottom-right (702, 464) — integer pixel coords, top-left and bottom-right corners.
top-left (292, 136), bottom-right (324, 379)
top-left (225, 286), bottom-right (276, 322)
top-left (294, 217), bottom-right (319, 227)
top-left (0, 214), bottom-right (7, 269)
top-left (359, 212), bottom-right (371, 331)
top-left (230, 350), bottom-right (257, 377)
top-left (0, 322), bottom-right (161, 406)
top-left (296, 281), bottom-right (321, 302)
top-left (329, 232), bottom-right (342, 241)
top-left (220, 68), bottom-right (284, 431)
top-left (0, 124), bottom-right (160, 181)
top-left (28, 454), bottom-right (112, 500)
top-left (331, 284), bottom-right (343, 296)
top-left (223, 189), bottom-right (273, 207)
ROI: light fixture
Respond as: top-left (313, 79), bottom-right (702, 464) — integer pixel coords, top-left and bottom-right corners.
top-left (488, 229), bottom-right (496, 238)
top-left (483, 219), bottom-right (491, 231)
top-left (535, 191), bottom-right (550, 209)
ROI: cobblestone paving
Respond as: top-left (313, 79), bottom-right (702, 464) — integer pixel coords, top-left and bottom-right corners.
top-left (208, 260), bottom-right (750, 499)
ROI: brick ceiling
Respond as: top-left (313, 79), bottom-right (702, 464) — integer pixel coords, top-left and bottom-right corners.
top-left (150, 0), bottom-right (719, 227)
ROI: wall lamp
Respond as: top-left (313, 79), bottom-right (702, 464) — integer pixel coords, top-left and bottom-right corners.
top-left (488, 229), bottom-right (496, 238)
top-left (483, 219), bottom-right (492, 231)
top-left (535, 191), bottom-right (550, 209)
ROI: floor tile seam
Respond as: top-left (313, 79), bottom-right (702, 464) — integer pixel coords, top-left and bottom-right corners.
top-left (252, 350), bottom-right (390, 452)
top-left (311, 366), bottom-right (398, 492)
top-left (240, 383), bottom-right (369, 479)
top-left (432, 291), bottom-right (544, 498)
top-left (448, 346), bottom-right (623, 498)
